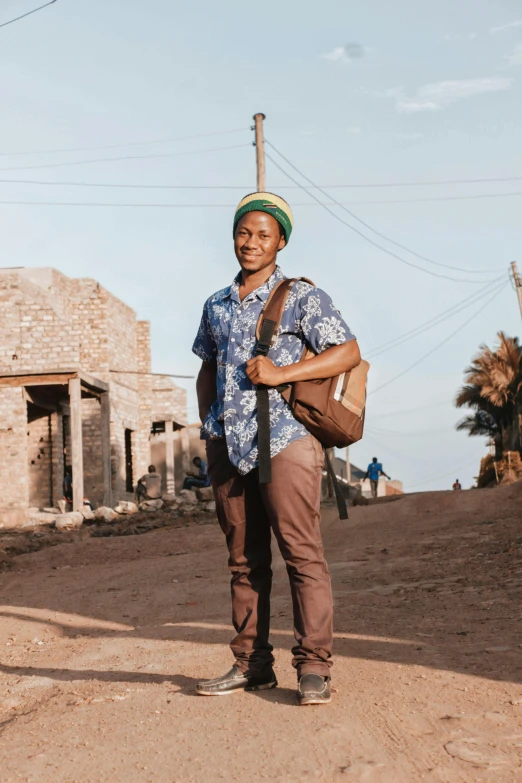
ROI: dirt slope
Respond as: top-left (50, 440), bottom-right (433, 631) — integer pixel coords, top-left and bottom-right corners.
top-left (0, 482), bottom-right (521, 783)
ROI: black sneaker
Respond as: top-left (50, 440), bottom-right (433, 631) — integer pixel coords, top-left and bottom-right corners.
top-left (196, 665), bottom-right (277, 696)
top-left (297, 673), bottom-right (331, 705)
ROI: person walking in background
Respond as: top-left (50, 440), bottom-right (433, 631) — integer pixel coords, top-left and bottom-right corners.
top-left (452, 479), bottom-right (462, 490)
top-left (364, 457), bottom-right (390, 499)
top-left (182, 456), bottom-right (210, 491)
top-left (192, 192), bottom-right (360, 705)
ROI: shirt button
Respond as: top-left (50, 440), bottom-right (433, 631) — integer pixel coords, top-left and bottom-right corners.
top-left (230, 337), bottom-right (235, 342)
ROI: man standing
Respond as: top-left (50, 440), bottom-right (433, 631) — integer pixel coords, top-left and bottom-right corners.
top-left (136, 465), bottom-right (162, 503)
top-left (192, 192), bottom-right (360, 705)
top-left (364, 457), bottom-right (390, 499)
top-left (182, 456), bottom-right (210, 491)
top-left (452, 479), bottom-right (462, 490)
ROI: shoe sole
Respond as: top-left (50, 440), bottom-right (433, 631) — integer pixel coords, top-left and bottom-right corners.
top-left (298, 696), bottom-right (332, 706)
top-left (196, 679), bottom-right (277, 696)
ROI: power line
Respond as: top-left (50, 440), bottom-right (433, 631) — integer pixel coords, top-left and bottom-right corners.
top-left (0, 128), bottom-right (248, 157)
top-left (0, 0), bottom-right (56, 29)
top-left (0, 143), bottom-right (251, 173)
top-left (369, 400), bottom-right (451, 419)
top-left (282, 175), bottom-right (522, 190)
top-left (369, 279), bottom-right (509, 396)
top-left (0, 197), bottom-right (520, 211)
top-left (407, 455), bottom-right (481, 490)
top-left (366, 274), bottom-right (508, 358)
top-left (0, 177), bottom-right (521, 205)
top-left (264, 150), bottom-right (499, 284)
top-left (266, 141), bottom-right (500, 276)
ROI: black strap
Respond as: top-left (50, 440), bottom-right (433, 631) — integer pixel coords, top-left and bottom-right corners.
top-left (256, 386), bottom-right (271, 483)
top-left (324, 449), bottom-right (349, 520)
top-left (255, 317), bottom-right (277, 484)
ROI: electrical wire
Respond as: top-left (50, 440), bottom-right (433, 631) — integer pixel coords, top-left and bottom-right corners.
top-left (264, 151), bottom-right (498, 284)
top-left (0, 143), bottom-right (251, 173)
top-left (281, 175), bottom-right (522, 189)
top-left (369, 279), bottom-right (509, 396)
top-left (366, 273), bottom-right (508, 358)
top-left (0, 127), bottom-right (248, 157)
top-left (266, 141), bottom-right (500, 276)
top-left (0, 0), bottom-right (56, 29)
top-left (407, 454), bottom-right (481, 490)
top-left (0, 177), bottom-right (521, 205)
top-left (0, 196), bottom-right (519, 211)
top-left (368, 400), bottom-right (451, 419)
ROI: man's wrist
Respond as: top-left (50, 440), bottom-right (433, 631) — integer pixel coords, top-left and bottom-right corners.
top-left (277, 365), bottom-right (293, 385)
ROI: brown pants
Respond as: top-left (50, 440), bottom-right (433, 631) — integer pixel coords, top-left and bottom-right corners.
top-left (206, 435), bottom-right (333, 678)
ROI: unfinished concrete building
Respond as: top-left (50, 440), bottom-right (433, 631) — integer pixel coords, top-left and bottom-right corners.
top-left (0, 268), bottom-right (187, 527)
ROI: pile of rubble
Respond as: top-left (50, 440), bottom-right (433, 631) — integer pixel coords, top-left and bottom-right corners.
top-left (23, 487), bottom-right (216, 531)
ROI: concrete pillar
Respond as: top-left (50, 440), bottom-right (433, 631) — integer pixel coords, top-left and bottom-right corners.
top-left (69, 378), bottom-right (84, 511)
top-left (180, 426), bottom-right (191, 478)
top-left (165, 421), bottom-right (175, 497)
top-left (100, 392), bottom-right (112, 507)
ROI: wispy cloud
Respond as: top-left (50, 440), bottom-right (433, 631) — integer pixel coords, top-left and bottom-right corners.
top-left (490, 19), bottom-right (522, 35)
top-left (322, 42), bottom-right (365, 63)
top-left (397, 132), bottom-right (424, 141)
top-left (444, 32), bottom-right (477, 41)
top-left (387, 77), bottom-right (512, 113)
top-left (505, 43), bottom-right (522, 66)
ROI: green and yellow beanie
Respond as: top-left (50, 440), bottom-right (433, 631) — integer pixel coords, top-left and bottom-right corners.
top-left (233, 192), bottom-right (294, 244)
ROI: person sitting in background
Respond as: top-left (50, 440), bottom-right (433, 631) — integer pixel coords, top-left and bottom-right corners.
top-left (183, 456), bottom-right (210, 491)
top-left (452, 479), bottom-right (462, 490)
top-left (136, 465), bottom-right (162, 502)
top-left (364, 457), bottom-right (390, 499)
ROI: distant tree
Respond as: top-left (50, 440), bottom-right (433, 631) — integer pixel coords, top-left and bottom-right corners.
top-left (455, 332), bottom-right (521, 458)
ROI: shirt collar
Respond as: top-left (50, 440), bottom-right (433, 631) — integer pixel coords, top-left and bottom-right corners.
top-left (224, 266), bottom-right (285, 304)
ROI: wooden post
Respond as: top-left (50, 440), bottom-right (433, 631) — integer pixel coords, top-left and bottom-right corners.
top-left (345, 446), bottom-right (351, 484)
top-left (68, 378), bottom-right (84, 511)
top-left (253, 113), bottom-right (266, 192)
top-left (166, 421), bottom-right (175, 497)
top-left (511, 261), bottom-right (522, 321)
top-left (100, 392), bottom-right (112, 507)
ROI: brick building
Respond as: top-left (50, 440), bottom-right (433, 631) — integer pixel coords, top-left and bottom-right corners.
top-left (0, 268), bottom-right (187, 527)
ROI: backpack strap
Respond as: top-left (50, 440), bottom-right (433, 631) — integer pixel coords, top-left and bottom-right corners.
top-left (323, 448), bottom-right (349, 520)
top-left (254, 277), bottom-right (314, 484)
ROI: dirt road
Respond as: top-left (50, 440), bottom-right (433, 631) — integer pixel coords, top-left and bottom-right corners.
top-left (0, 482), bottom-right (521, 783)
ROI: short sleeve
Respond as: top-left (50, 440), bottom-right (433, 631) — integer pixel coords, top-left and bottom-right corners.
top-left (192, 300), bottom-right (216, 362)
top-left (298, 287), bottom-right (356, 354)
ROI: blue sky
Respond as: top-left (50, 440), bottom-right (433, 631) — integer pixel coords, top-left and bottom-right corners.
top-left (1, 0), bottom-right (521, 491)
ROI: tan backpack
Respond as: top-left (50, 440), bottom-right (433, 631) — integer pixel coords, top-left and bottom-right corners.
top-left (255, 277), bottom-right (369, 519)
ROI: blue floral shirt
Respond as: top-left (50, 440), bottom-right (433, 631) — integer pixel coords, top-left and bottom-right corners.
top-left (192, 266), bottom-right (356, 475)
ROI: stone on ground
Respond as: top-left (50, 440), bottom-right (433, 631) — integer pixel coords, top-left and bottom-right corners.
top-left (114, 501), bottom-right (139, 515)
top-left (94, 506), bottom-right (119, 523)
top-left (196, 487), bottom-right (214, 502)
top-left (24, 511), bottom-right (57, 527)
top-left (139, 499), bottom-right (164, 512)
top-left (178, 490), bottom-right (197, 505)
top-left (55, 512), bottom-right (84, 530)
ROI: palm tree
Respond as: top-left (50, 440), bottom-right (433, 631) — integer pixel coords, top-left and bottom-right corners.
top-left (455, 332), bottom-right (522, 457)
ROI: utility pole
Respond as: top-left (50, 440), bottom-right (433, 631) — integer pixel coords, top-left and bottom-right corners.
top-left (252, 113), bottom-right (266, 192)
top-left (511, 262), bottom-right (522, 322)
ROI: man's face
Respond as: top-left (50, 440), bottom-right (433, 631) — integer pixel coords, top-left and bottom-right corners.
top-left (234, 212), bottom-right (286, 274)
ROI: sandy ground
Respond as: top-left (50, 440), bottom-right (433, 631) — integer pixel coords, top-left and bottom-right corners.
top-left (0, 482), bottom-right (521, 783)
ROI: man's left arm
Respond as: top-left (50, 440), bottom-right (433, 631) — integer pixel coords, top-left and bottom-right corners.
top-left (246, 286), bottom-right (360, 386)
